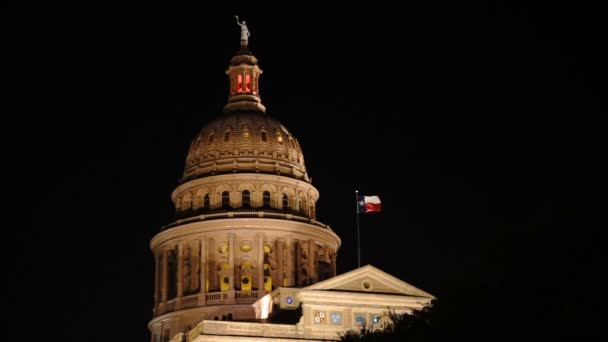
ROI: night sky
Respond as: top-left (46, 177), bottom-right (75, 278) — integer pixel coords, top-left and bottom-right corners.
top-left (4, 2), bottom-right (604, 341)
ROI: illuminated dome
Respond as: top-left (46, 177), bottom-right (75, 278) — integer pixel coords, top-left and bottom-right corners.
top-left (182, 111), bottom-right (308, 182)
top-left (149, 24), bottom-right (345, 341)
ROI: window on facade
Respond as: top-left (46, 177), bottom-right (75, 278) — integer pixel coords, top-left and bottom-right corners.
top-left (224, 131), bottom-right (230, 142)
top-left (203, 194), bottom-right (210, 209)
top-left (289, 138), bottom-right (295, 148)
top-left (276, 132), bottom-right (283, 144)
top-left (263, 191), bottom-right (271, 208)
top-left (208, 133), bottom-right (215, 144)
top-left (263, 263), bottom-right (272, 291)
top-left (243, 126), bottom-right (249, 139)
top-left (282, 194), bottom-right (288, 210)
top-left (261, 131), bottom-right (267, 142)
top-left (242, 190), bottom-right (251, 208)
top-left (222, 191), bottom-right (230, 209)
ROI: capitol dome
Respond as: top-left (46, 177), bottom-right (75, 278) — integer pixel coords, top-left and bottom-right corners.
top-left (149, 27), bottom-right (348, 341)
top-left (182, 111), bottom-right (308, 183)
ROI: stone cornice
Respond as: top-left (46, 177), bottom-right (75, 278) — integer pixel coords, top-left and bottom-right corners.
top-left (151, 218), bottom-right (341, 251)
top-left (298, 289), bottom-right (432, 308)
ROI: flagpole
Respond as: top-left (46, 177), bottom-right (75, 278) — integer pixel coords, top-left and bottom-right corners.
top-left (355, 190), bottom-right (361, 268)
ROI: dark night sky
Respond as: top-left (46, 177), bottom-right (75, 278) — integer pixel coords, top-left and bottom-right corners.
top-left (3, 2), bottom-right (605, 341)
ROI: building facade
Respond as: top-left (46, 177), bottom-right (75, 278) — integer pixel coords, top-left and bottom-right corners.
top-left (148, 31), bottom-right (434, 342)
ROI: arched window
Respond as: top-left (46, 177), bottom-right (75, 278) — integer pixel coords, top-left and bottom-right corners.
top-left (242, 126), bottom-right (249, 139)
top-left (282, 194), bottom-right (288, 210)
top-left (260, 131), bottom-right (267, 142)
top-left (222, 191), bottom-right (230, 209)
top-left (208, 132), bottom-right (215, 144)
top-left (224, 131), bottom-right (231, 142)
top-left (242, 190), bottom-right (251, 208)
top-left (300, 200), bottom-right (307, 216)
top-left (289, 138), bottom-right (295, 148)
top-left (263, 191), bottom-right (271, 208)
top-left (203, 194), bottom-right (210, 209)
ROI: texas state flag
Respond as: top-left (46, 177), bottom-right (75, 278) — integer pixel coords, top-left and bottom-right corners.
top-left (357, 194), bottom-right (381, 213)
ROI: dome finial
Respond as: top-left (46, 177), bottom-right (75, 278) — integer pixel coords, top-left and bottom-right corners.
top-left (224, 17), bottom-right (265, 113)
top-left (235, 15), bottom-right (251, 48)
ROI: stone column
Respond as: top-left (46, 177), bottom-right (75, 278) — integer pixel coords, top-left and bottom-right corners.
top-left (331, 251), bottom-right (337, 277)
top-left (177, 243), bottom-right (184, 298)
top-left (228, 233), bottom-right (235, 290)
top-left (295, 241), bottom-right (302, 285)
top-left (285, 239), bottom-right (294, 286)
top-left (161, 249), bottom-right (168, 303)
top-left (199, 238), bottom-right (207, 305)
top-left (227, 233), bottom-right (236, 304)
top-left (277, 239), bottom-right (284, 287)
top-left (209, 238), bottom-right (216, 291)
top-left (308, 239), bottom-right (316, 284)
top-left (257, 233), bottom-right (265, 292)
top-left (154, 253), bottom-right (160, 306)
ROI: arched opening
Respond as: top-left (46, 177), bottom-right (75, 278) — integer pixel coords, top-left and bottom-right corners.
top-left (282, 194), bottom-right (288, 210)
top-left (203, 194), bottom-right (210, 209)
top-left (263, 191), bottom-right (271, 208)
top-left (260, 131), bottom-right (267, 142)
top-left (224, 131), bottom-right (231, 142)
top-left (208, 132), bottom-right (215, 144)
top-left (299, 199), bottom-right (307, 216)
top-left (222, 191), bottom-right (230, 209)
top-left (242, 190), bottom-right (251, 208)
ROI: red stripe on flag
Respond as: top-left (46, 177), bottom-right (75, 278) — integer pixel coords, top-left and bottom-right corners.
top-left (365, 202), bottom-right (381, 213)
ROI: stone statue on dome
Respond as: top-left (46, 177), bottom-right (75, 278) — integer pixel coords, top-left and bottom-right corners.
top-left (235, 15), bottom-right (250, 45)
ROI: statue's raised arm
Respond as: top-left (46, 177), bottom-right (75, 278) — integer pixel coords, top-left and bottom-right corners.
top-left (235, 15), bottom-right (251, 45)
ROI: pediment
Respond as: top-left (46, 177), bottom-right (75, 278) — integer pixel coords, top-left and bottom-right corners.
top-left (304, 264), bottom-right (434, 298)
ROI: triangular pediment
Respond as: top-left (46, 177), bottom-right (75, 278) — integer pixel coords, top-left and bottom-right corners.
top-left (304, 264), bottom-right (434, 298)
